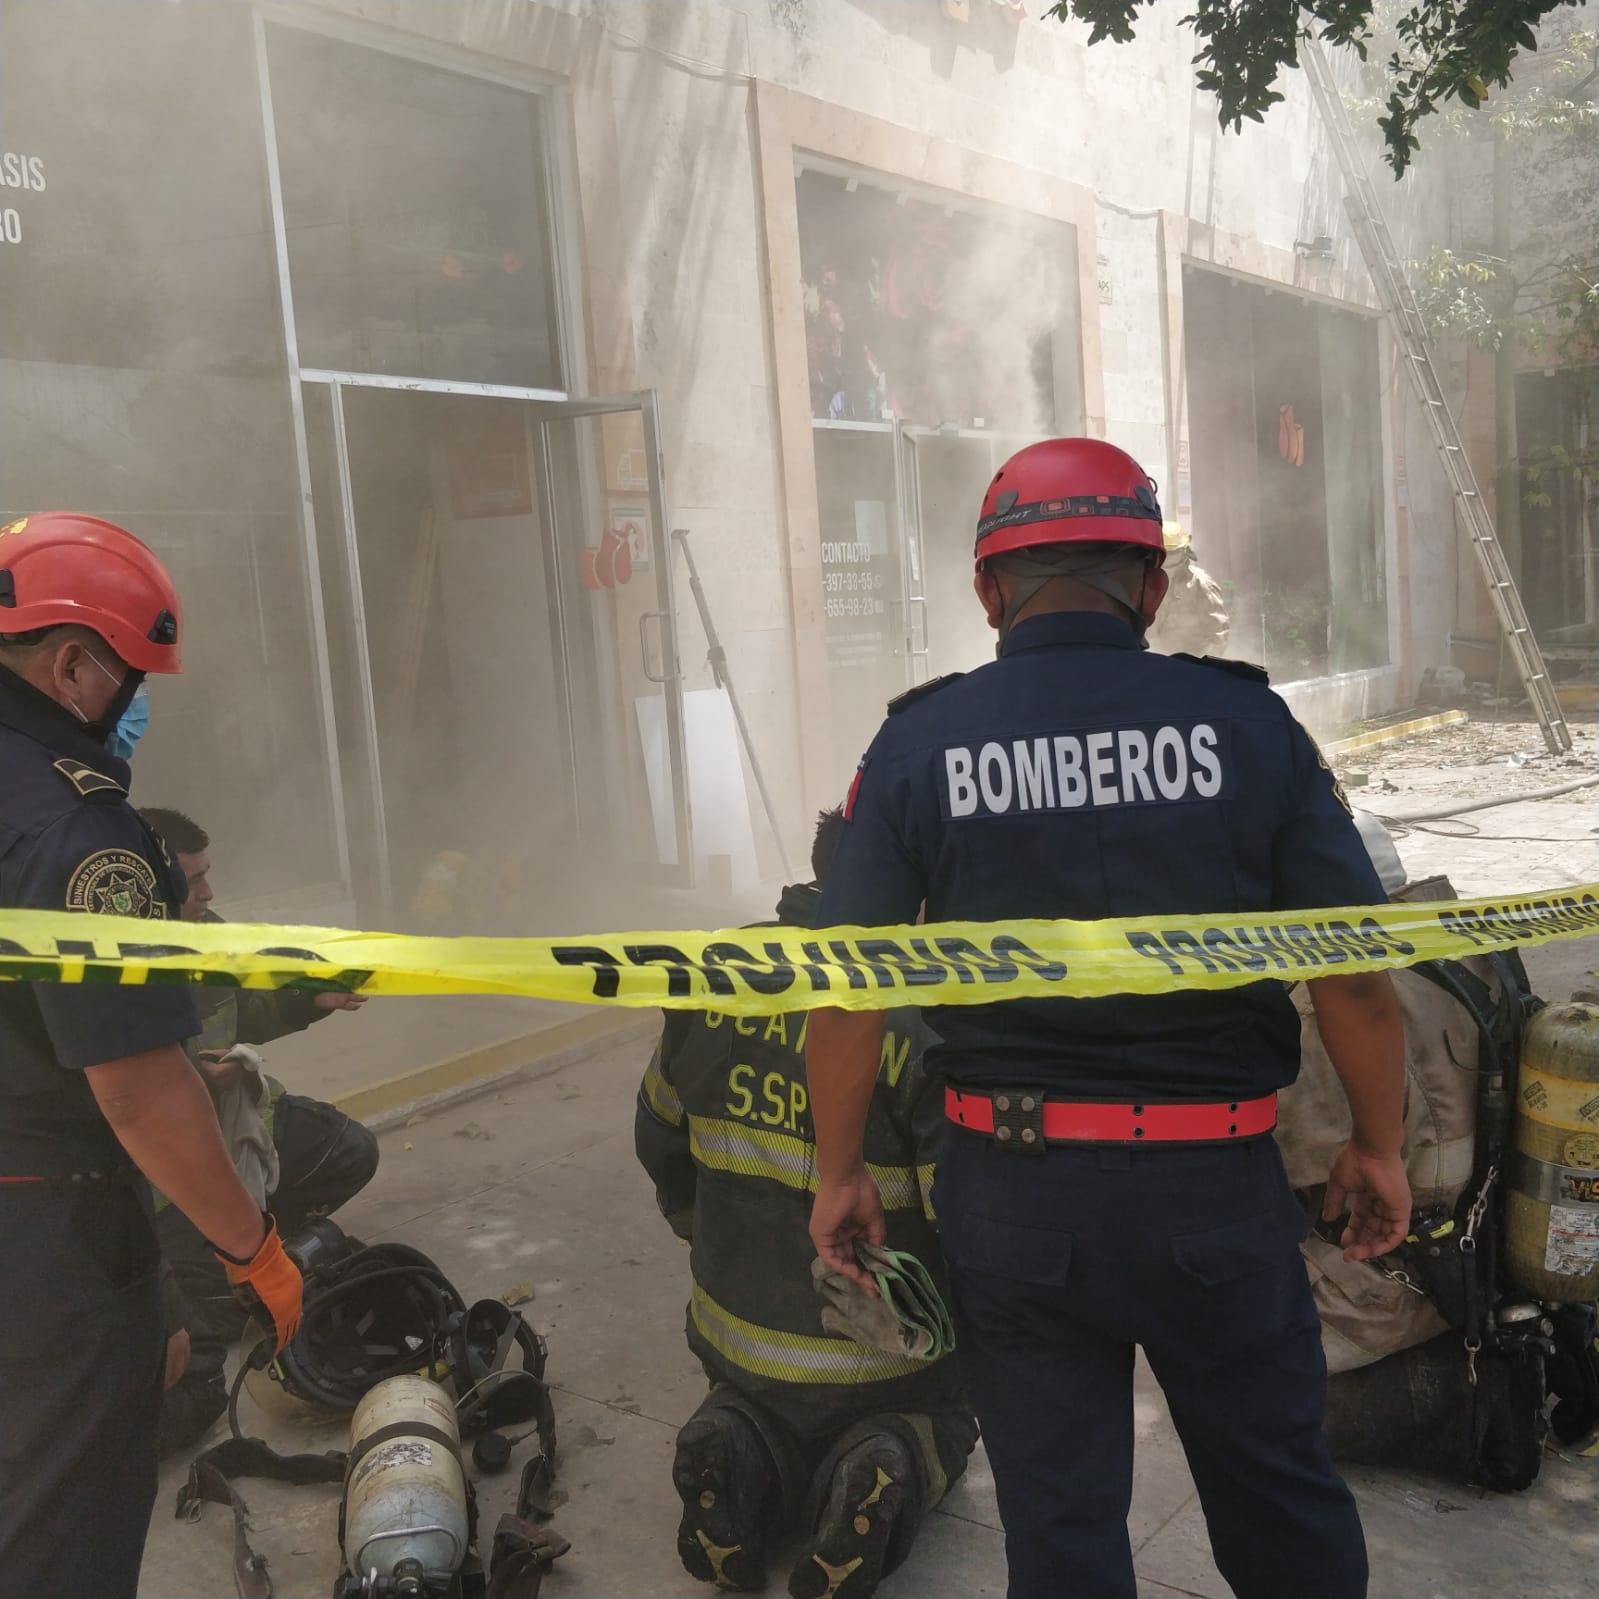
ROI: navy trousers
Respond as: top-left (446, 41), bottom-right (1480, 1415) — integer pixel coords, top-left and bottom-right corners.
top-left (0, 1183), bottom-right (164, 1599)
top-left (935, 1131), bottom-right (1367, 1599)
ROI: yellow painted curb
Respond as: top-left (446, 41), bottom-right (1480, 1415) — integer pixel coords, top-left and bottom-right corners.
top-left (334, 1007), bottom-right (658, 1127)
top-left (1325, 709), bottom-right (1467, 759)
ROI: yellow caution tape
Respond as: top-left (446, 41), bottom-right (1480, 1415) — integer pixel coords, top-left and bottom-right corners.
top-left (0, 886), bottom-right (1597, 1013)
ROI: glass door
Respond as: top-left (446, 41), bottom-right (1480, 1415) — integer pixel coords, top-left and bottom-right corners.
top-left (812, 420), bottom-right (1041, 776)
top-left (307, 381), bottom-right (688, 929)
top-left (898, 427), bottom-right (1038, 681)
top-left (812, 422), bottom-right (911, 778)
top-left (535, 393), bottom-right (691, 898)
top-left (892, 421), bottom-right (931, 686)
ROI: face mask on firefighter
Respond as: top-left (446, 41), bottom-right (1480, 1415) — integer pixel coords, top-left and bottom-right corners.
top-left (68, 646), bottom-right (146, 751)
top-left (107, 683), bottom-right (151, 761)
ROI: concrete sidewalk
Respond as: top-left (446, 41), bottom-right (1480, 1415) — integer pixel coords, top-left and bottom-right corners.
top-left (140, 1034), bottom-right (1599, 1599)
top-left (251, 992), bottom-right (583, 1108)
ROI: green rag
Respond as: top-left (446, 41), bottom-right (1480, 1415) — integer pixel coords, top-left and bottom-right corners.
top-left (858, 1242), bottom-right (956, 1360)
top-left (810, 1244), bottom-right (955, 1361)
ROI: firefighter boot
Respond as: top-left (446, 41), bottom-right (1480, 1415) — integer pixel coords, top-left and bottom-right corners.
top-left (788, 1422), bottom-right (925, 1599)
top-left (672, 1399), bottom-right (780, 1590)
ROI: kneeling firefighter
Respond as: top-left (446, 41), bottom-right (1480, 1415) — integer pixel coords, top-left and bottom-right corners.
top-left (141, 803), bottom-right (380, 1462)
top-left (635, 806), bottom-right (977, 1599)
top-left (180, 1218), bottom-right (567, 1598)
top-left (1277, 815), bottom-right (1599, 1488)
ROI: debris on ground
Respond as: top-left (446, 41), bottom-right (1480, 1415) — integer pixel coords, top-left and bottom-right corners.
top-left (1331, 715), bottom-right (1599, 816)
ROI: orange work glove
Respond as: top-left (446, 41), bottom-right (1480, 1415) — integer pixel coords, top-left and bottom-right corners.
top-left (216, 1215), bottom-right (304, 1352)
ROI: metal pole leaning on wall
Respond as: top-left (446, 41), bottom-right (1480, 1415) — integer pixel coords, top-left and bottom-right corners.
top-left (672, 529), bottom-right (797, 882)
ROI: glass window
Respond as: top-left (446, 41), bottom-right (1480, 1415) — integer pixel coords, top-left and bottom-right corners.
top-left (264, 23), bottom-right (562, 389)
top-left (1516, 365), bottom-right (1599, 632)
top-left (1319, 313), bottom-right (1388, 673)
top-left (813, 430), bottom-right (906, 776)
top-left (796, 168), bottom-right (1075, 432)
top-left (798, 169), bottom-right (1079, 777)
top-left (0, 0), bottom-right (340, 906)
top-left (1183, 267), bottom-right (1389, 681)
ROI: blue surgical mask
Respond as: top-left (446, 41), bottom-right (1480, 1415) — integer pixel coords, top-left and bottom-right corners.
top-left (107, 683), bottom-right (150, 762)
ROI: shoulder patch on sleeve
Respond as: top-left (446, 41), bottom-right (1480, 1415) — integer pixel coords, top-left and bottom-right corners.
top-left (1311, 738), bottom-right (1354, 816)
top-left (52, 758), bottom-right (128, 799)
top-left (887, 672), bottom-right (964, 716)
top-left (65, 848), bottom-right (165, 919)
top-left (1172, 653), bottom-right (1270, 685)
top-left (844, 756), bottom-right (868, 819)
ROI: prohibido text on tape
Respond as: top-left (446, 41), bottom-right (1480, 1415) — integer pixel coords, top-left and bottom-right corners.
top-left (0, 888), bottom-right (1596, 1014)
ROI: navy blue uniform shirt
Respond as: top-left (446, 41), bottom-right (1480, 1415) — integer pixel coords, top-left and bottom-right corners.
top-left (814, 611), bottom-right (1385, 1102)
top-left (0, 665), bottom-right (199, 1175)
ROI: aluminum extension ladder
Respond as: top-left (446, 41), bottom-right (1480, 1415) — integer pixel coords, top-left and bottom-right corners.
top-left (1301, 39), bottom-right (1573, 754)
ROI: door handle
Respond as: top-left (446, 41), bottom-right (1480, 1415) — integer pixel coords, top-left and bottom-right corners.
top-left (907, 594), bottom-right (930, 656)
top-left (638, 610), bottom-right (672, 683)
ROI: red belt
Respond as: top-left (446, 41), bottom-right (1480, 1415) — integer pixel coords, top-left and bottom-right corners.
top-left (944, 1086), bottom-right (1277, 1148)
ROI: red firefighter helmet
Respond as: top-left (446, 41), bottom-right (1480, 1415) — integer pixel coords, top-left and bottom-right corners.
top-left (974, 438), bottom-right (1166, 570)
top-left (0, 512), bottom-right (182, 673)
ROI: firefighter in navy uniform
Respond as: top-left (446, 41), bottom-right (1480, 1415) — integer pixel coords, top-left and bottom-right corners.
top-left (636, 807), bottom-right (977, 1599)
top-left (804, 441), bottom-right (1413, 1599)
top-left (0, 513), bottom-right (303, 1599)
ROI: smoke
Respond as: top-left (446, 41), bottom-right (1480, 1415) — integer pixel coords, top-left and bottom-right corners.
top-left (919, 215), bottom-right (1072, 443)
top-left (4, 0), bottom-right (1593, 953)
top-left (898, 213), bottom-right (1076, 680)
top-left (800, 168), bottom-right (1078, 772)
top-left (0, 1), bottom-right (340, 914)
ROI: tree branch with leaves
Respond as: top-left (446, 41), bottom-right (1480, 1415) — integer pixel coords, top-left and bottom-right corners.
top-left (1045, 0), bottom-right (1587, 174)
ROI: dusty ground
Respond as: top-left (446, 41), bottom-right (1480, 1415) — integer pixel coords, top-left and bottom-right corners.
top-left (1333, 714), bottom-right (1599, 1001)
top-left (1336, 713), bottom-right (1599, 810)
top-left (140, 1037), bottom-right (1599, 1599)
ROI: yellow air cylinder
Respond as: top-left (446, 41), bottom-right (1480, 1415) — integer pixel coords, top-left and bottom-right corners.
top-left (1505, 1000), bottom-right (1599, 1301)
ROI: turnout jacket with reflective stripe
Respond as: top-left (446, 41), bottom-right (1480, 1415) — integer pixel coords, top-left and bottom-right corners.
top-left (634, 883), bottom-right (963, 1437)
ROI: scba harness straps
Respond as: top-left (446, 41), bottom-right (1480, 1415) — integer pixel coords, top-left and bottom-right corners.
top-left (180, 1232), bottom-right (560, 1599)
top-left (1, 890), bottom-right (1597, 1013)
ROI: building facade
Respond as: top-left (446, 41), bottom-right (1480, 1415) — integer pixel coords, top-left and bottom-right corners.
top-left (1480, 4), bottom-right (1596, 651)
top-left (0, 0), bottom-right (1459, 928)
